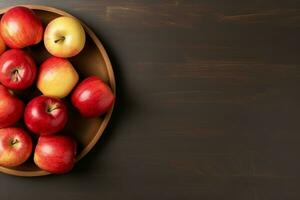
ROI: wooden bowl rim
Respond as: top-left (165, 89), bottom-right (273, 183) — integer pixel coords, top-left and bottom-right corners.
top-left (0, 5), bottom-right (116, 177)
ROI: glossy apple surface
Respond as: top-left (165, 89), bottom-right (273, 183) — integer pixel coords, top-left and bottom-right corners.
top-left (71, 76), bottom-right (115, 117)
top-left (0, 6), bottom-right (43, 48)
top-left (24, 96), bottom-right (68, 136)
top-left (37, 57), bottom-right (79, 98)
top-left (0, 49), bottom-right (37, 90)
top-left (44, 16), bottom-right (85, 58)
top-left (34, 135), bottom-right (76, 174)
top-left (0, 127), bottom-right (32, 167)
top-left (0, 84), bottom-right (24, 128)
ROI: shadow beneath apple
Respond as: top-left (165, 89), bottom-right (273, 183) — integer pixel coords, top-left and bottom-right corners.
top-left (70, 34), bottom-right (134, 176)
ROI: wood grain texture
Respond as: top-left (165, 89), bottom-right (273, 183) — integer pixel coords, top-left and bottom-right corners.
top-left (1, 0), bottom-right (300, 199)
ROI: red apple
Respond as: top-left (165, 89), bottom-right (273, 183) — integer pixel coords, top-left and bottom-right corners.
top-left (0, 49), bottom-right (37, 90)
top-left (0, 6), bottom-right (43, 48)
top-left (0, 84), bottom-right (24, 128)
top-left (34, 135), bottom-right (76, 174)
top-left (71, 76), bottom-right (115, 117)
top-left (24, 96), bottom-right (68, 136)
top-left (0, 127), bottom-right (32, 167)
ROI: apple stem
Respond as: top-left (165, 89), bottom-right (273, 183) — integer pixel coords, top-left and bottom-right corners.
top-left (11, 69), bottom-right (21, 82)
top-left (54, 36), bottom-right (65, 43)
top-left (47, 104), bottom-right (59, 113)
top-left (8, 89), bottom-right (14, 95)
top-left (10, 139), bottom-right (19, 146)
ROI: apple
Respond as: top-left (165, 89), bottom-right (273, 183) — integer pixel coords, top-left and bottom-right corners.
top-left (0, 49), bottom-right (37, 90)
top-left (0, 35), bottom-right (6, 55)
top-left (0, 84), bottom-right (24, 128)
top-left (37, 57), bottom-right (79, 98)
top-left (24, 96), bottom-right (68, 136)
top-left (0, 6), bottom-right (43, 48)
top-left (0, 127), bottom-right (32, 167)
top-left (44, 16), bottom-right (85, 58)
top-left (34, 135), bottom-right (76, 174)
top-left (71, 76), bottom-right (115, 117)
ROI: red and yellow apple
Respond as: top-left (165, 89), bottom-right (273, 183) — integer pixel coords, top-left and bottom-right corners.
top-left (0, 49), bottom-right (37, 90)
top-left (0, 6), bottom-right (43, 48)
top-left (0, 127), bottom-right (32, 167)
top-left (0, 84), bottom-right (24, 128)
top-left (44, 16), bottom-right (85, 58)
top-left (71, 76), bottom-right (115, 117)
top-left (34, 135), bottom-right (76, 174)
top-left (24, 96), bottom-right (68, 136)
top-left (37, 57), bottom-right (79, 98)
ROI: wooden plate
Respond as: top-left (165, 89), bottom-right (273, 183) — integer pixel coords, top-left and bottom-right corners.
top-left (0, 5), bottom-right (116, 176)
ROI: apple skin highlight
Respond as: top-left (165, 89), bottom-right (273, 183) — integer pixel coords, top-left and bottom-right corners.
top-left (34, 135), bottom-right (76, 174)
top-left (71, 76), bottom-right (115, 117)
top-left (0, 6), bottom-right (43, 48)
top-left (24, 96), bottom-right (68, 136)
top-left (44, 16), bottom-right (85, 58)
top-left (0, 127), bottom-right (32, 167)
top-left (0, 49), bottom-right (37, 90)
top-left (0, 84), bottom-right (24, 128)
top-left (37, 57), bottom-right (79, 98)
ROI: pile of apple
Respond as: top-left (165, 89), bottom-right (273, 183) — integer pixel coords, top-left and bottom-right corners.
top-left (0, 6), bottom-right (115, 174)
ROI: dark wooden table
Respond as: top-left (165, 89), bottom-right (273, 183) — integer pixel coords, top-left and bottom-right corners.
top-left (1, 0), bottom-right (300, 199)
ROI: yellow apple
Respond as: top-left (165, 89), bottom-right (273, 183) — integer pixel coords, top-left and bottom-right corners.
top-left (37, 57), bottom-right (79, 98)
top-left (44, 16), bottom-right (85, 58)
